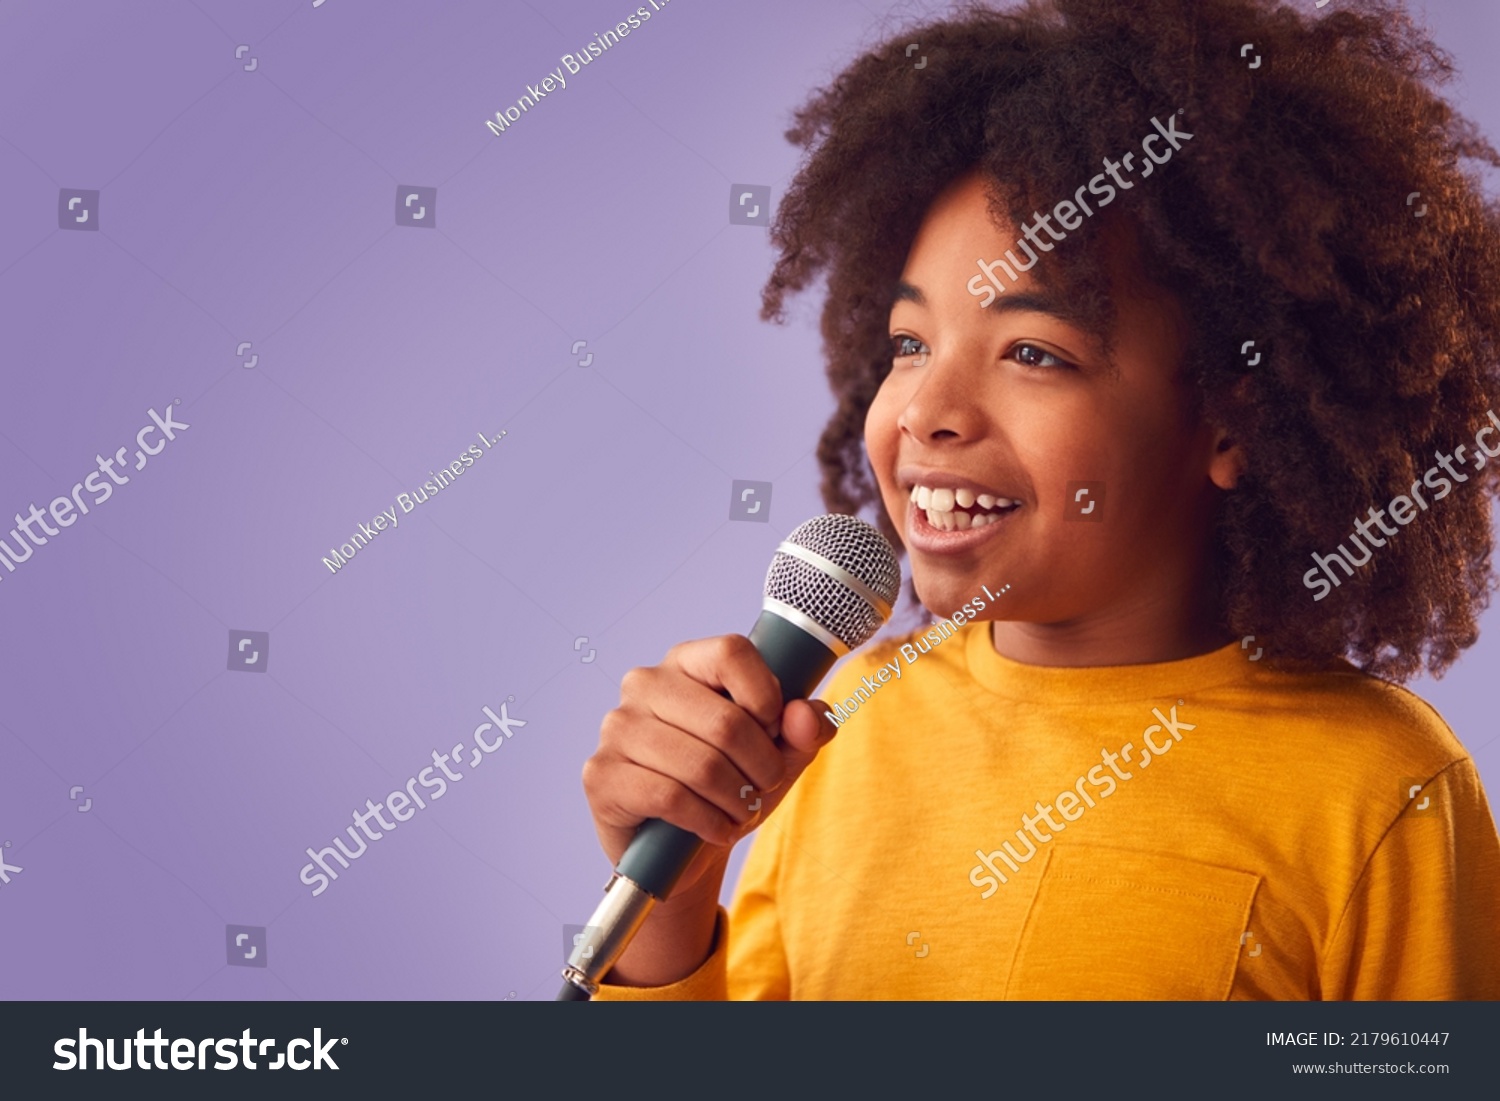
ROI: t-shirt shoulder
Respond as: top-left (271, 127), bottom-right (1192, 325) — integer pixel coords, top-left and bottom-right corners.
top-left (1266, 661), bottom-right (1472, 778)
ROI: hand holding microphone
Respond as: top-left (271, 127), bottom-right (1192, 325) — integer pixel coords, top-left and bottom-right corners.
top-left (561, 515), bottom-right (901, 999)
top-left (586, 633), bottom-right (839, 897)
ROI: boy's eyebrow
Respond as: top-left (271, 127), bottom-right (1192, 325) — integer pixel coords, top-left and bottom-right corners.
top-left (893, 281), bottom-right (1086, 324)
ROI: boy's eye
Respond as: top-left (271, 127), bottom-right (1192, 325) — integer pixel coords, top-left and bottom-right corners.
top-left (891, 334), bottom-right (928, 359)
top-left (1008, 342), bottom-right (1074, 370)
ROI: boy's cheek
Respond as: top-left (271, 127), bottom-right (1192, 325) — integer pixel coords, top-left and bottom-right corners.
top-left (863, 396), bottom-right (903, 488)
top-left (863, 382), bottom-right (901, 442)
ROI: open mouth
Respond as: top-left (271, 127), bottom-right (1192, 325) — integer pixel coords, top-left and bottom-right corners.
top-left (908, 484), bottom-right (1023, 532)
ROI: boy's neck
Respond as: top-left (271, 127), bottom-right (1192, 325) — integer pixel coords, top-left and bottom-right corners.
top-left (989, 610), bottom-right (1234, 668)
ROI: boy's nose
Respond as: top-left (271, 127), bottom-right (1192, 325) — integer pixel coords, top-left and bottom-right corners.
top-left (897, 354), bottom-right (987, 443)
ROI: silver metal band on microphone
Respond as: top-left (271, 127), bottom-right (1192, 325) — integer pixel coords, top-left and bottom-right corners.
top-left (773, 540), bottom-right (894, 622)
top-left (761, 597), bottom-right (849, 656)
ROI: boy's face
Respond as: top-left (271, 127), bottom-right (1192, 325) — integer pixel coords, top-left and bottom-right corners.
top-left (866, 172), bottom-right (1234, 656)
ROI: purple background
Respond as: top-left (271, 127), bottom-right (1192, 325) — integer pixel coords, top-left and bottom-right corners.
top-left (0, 0), bottom-right (1495, 1001)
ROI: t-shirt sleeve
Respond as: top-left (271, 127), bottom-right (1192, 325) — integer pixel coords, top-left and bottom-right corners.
top-left (588, 907), bottom-right (730, 1001)
top-left (1322, 757), bottom-right (1500, 999)
top-left (588, 816), bottom-right (791, 1001)
top-left (724, 813), bottom-right (793, 1000)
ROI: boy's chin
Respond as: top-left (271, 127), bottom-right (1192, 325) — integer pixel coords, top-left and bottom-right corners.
top-left (911, 574), bottom-right (986, 617)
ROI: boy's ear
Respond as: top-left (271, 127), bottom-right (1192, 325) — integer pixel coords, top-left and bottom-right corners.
top-left (1208, 429), bottom-right (1247, 490)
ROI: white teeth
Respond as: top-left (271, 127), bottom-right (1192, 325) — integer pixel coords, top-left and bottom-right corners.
top-left (912, 483), bottom-right (1021, 520)
top-left (921, 507), bottom-right (1008, 531)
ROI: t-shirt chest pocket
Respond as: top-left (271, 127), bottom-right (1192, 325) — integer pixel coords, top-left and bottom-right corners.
top-left (1002, 844), bottom-right (1262, 1000)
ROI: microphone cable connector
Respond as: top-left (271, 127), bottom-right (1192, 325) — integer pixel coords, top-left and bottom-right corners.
top-left (556, 872), bottom-right (657, 1001)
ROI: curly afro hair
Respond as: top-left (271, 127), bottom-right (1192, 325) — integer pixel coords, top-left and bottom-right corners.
top-left (759, 0), bottom-right (1500, 683)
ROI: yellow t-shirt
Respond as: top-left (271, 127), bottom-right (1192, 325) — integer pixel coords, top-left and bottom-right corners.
top-left (594, 622), bottom-right (1500, 1000)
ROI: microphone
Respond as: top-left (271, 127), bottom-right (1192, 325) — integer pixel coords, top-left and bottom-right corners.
top-left (557, 513), bottom-right (901, 1000)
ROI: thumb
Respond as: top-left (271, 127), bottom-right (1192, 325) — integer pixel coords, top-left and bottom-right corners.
top-left (776, 698), bottom-right (839, 780)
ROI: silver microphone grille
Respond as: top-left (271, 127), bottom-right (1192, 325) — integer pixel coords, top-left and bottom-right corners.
top-left (763, 514), bottom-right (902, 650)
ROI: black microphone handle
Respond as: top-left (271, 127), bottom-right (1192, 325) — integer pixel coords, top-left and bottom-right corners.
top-left (612, 608), bottom-right (839, 901)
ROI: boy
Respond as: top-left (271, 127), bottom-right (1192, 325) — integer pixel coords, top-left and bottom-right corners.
top-left (580, 0), bottom-right (1500, 998)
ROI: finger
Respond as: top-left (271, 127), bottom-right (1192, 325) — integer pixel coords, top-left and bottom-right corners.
top-left (607, 715), bottom-right (762, 825)
top-left (663, 635), bottom-right (784, 730)
top-left (584, 754), bottom-right (738, 849)
top-left (620, 666), bottom-right (785, 792)
top-left (777, 698), bottom-right (840, 771)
